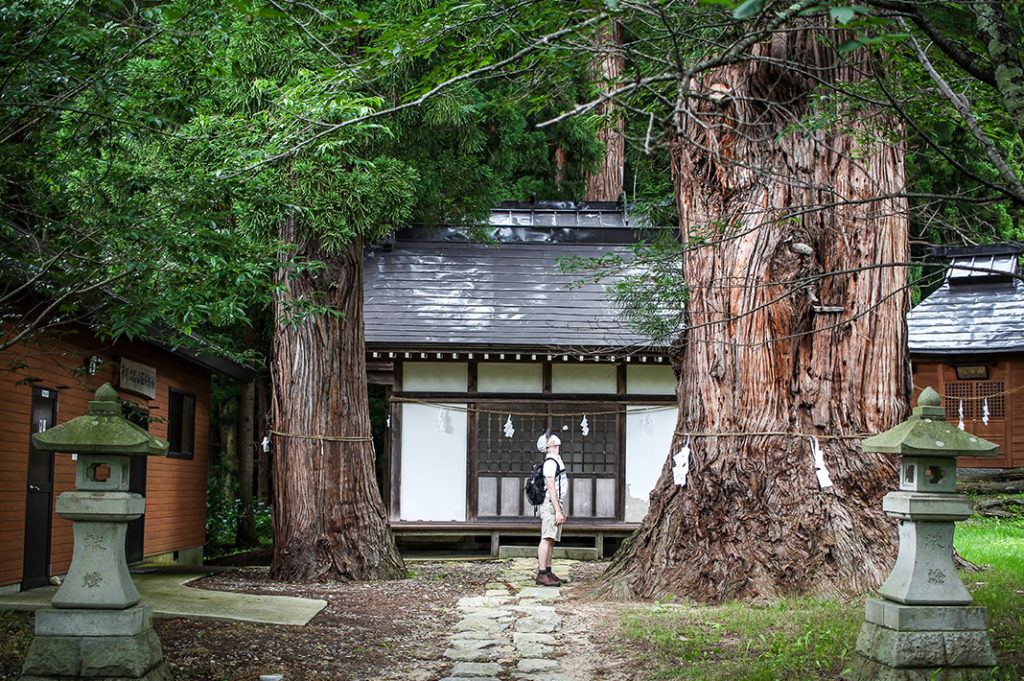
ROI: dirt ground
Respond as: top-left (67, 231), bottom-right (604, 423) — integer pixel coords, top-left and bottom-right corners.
top-left (0, 557), bottom-right (642, 681)
top-left (153, 559), bottom-right (640, 681)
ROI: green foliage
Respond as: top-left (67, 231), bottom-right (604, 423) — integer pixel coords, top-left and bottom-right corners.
top-left (205, 493), bottom-right (273, 555)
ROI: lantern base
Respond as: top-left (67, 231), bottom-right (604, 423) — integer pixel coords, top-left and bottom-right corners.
top-left (18, 605), bottom-right (171, 681)
top-left (848, 598), bottom-right (996, 681)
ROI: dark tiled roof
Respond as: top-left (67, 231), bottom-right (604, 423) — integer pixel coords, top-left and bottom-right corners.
top-left (363, 203), bottom-right (667, 351)
top-left (908, 246), bottom-right (1024, 355)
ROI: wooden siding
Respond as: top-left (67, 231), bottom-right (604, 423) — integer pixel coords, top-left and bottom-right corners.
top-left (912, 358), bottom-right (1022, 468)
top-left (0, 332), bottom-right (212, 588)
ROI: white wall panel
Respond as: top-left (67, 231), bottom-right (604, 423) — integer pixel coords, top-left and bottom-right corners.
top-left (402, 362), bottom-right (468, 392)
top-left (399, 403), bottom-right (467, 521)
top-left (477, 363), bottom-right (542, 393)
top-left (551, 364), bottom-right (617, 393)
top-left (624, 405), bottom-right (677, 522)
top-left (626, 365), bottom-right (676, 395)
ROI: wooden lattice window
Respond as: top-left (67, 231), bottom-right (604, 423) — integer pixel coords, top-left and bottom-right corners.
top-left (476, 402), bottom-right (620, 518)
top-left (944, 382), bottom-right (1005, 420)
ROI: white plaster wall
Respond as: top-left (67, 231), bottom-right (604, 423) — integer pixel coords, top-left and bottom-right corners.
top-left (551, 364), bottom-right (617, 393)
top-left (399, 403), bottom-right (467, 521)
top-left (626, 365), bottom-right (676, 395)
top-left (402, 362), bottom-right (468, 392)
top-left (624, 405), bottom-right (677, 522)
top-left (477, 363), bottom-right (542, 392)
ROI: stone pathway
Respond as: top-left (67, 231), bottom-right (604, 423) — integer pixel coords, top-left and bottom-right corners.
top-left (438, 558), bottom-right (576, 681)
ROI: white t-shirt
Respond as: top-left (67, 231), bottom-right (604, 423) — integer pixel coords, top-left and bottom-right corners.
top-left (542, 452), bottom-right (568, 500)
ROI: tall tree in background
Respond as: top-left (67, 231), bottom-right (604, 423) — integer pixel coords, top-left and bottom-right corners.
top-left (584, 20), bottom-right (625, 202)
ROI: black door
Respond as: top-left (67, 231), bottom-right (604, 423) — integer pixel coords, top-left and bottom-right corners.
top-left (22, 387), bottom-right (57, 590)
top-left (123, 404), bottom-right (149, 565)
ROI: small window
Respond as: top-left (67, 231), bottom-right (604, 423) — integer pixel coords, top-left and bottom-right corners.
top-left (944, 382), bottom-right (1005, 420)
top-left (167, 388), bottom-right (195, 459)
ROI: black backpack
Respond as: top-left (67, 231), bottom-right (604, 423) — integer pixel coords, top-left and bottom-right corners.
top-left (525, 457), bottom-right (564, 506)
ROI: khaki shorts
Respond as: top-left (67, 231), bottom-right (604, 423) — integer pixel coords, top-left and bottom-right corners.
top-left (539, 495), bottom-right (567, 541)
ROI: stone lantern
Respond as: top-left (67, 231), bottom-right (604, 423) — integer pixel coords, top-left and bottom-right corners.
top-left (850, 387), bottom-right (998, 681)
top-left (20, 383), bottom-right (172, 681)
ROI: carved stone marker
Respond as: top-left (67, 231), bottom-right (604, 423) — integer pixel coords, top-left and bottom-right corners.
top-left (20, 383), bottom-right (171, 681)
top-left (850, 387), bottom-right (998, 681)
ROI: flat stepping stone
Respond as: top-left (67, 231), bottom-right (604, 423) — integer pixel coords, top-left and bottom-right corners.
top-left (516, 641), bottom-right (553, 658)
top-left (451, 629), bottom-right (500, 641)
top-left (450, 661), bottom-right (503, 677)
top-left (517, 658), bottom-right (560, 673)
top-left (439, 678), bottom-right (500, 681)
top-left (514, 613), bottom-right (561, 634)
top-left (516, 587), bottom-right (561, 600)
top-left (455, 616), bottom-right (506, 632)
top-left (444, 646), bottom-right (500, 661)
top-left (513, 633), bottom-right (557, 646)
top-left (458, 596), bottom-right (512, 609)
top-left (460, 607), bottom-right (515, 620)
top-left (514, 604), bottom-right (557, 614)
top-left (513, 673), bottom-right (573, 681)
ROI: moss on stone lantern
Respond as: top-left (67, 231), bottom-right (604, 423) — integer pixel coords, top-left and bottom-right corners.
top-left (20, 383), bottom-right (172, 681)
top-left (850, 386), bottom-right (999, 681)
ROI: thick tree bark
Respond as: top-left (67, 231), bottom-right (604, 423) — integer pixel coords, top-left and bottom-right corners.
top-left (584, 21), bottom-right (625, 202)
top-left (257, 377), bottom-right (271, 500)
top-left (236, 377), bottom-right (258, 547)
top-left (217, 401), bottom-right (238, 508)
top-left (269, 222), bottom-right (405, 581)
top-left (602, 34), bottom-right (908, 602)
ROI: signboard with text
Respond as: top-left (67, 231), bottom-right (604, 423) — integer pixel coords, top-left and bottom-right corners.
top-left (119, 358), bottom-right (157, 399)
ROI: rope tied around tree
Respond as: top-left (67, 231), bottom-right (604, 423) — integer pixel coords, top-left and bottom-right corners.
top-left (674, 430), bottom-right (876, 440)
top-left (269, 430), bottom-right (372, 443)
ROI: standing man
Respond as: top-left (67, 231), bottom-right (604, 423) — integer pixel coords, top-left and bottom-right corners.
top-left (536, 430), bottom-right (568, 586)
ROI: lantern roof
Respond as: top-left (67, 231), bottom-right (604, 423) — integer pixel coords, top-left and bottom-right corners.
top-left (861, 387), bottom-right (999, 458)
top-left (31, 383), bottom-right (169, 456)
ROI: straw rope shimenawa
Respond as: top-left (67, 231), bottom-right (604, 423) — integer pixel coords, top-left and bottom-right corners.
top-left (270, 430), bottom-right (372, 443)
top-left (914, 382), bottom-right (1023, 402)
top-left (389, 396), bottom-right (676, 418)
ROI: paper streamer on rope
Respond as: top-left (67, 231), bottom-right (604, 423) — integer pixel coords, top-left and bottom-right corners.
top-left (503, 415), bottom-right (515, 438)
top-left (983, 398), bottom-right (990, 426)
top-left (811, 436), bottom-right (834, 489)
top-left (643, 412), bottom-right (655, 437)
top-left (958, 400), bottom-right (965, 431)
top-left (580, 414), bottom-right (590, 437)
top-left (672, 434), bottom-right (691, 486)
top-left (436, 406), bottom-right (451, 434)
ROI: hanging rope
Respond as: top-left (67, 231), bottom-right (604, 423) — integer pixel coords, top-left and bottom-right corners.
top-left (270, 430), bottom-right (372, 443)
top-left (913, 382), bottom-right (1022, 402)
top-left (389, 396), bottom-right (677, 418)
top-left (673, 429), bottom-right (875, 440)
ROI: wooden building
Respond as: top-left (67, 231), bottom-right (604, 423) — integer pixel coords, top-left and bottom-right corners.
top-left (1, 325), bottom-right (249, 592)
top-left (363, 201), bottom-right (680, 555)
top-left (908, 244), bottom-right (1024, 468)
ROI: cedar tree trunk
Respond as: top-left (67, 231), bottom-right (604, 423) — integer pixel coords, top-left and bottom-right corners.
top-left (270, 221), bottom-right (405, 581)
top-left (584, 21), bottom-right (625, 202)
top-left (257, 377), bottom-right (271, 500)
top-left (236, 377), bottom-right (258, 547)
top-left (602, 33), bottom-right (908, 602)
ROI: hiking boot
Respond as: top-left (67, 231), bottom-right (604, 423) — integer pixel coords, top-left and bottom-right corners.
top-left (549, 572), bottom-right (566, 584)
top-left (535, 571), bottom-right (561, 587)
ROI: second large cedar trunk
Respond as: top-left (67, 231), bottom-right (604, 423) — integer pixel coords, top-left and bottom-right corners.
top-left (269, 222), bottom-right (404, 582)
top-left (602, 35), bottom-right (908, 602)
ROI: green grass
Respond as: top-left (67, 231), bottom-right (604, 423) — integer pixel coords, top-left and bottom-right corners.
top-left (619, 509), bottom-right (1024, 680)
top-left (620, 597), bottom-right (861, 680)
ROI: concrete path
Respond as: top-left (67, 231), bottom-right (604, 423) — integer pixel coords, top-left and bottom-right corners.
top-left (0, 568), bottom-right (326, 626)
top-left (439, 557), bottom-right (575, 681)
